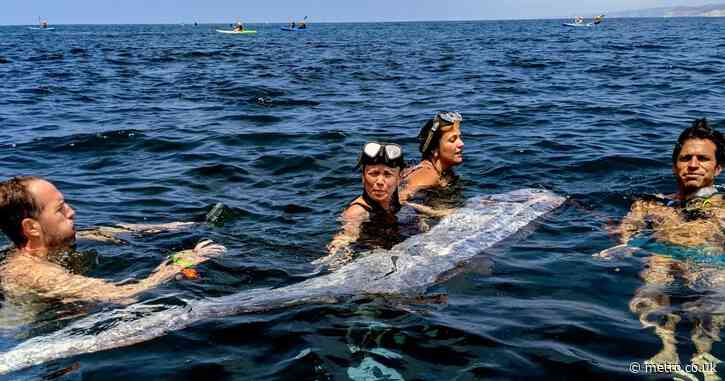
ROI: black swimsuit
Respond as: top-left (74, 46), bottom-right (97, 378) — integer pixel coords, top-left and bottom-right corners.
top-left (349, 191), bottom-right (402, 250)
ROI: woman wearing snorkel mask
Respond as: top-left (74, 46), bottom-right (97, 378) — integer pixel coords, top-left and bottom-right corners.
top-left (316, 142), bottom-right (405, 270)
top-left (400, 111), bottom-right (465, 202)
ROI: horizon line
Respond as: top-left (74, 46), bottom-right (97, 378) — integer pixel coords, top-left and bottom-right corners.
top-left (2, 15), bottom-right (718, 27)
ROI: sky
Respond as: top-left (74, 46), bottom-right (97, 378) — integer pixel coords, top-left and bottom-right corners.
top-left (1, 0), bottom-right (719, 25)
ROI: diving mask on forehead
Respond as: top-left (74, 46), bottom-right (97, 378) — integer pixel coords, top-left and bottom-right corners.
top-left (356, 142), bottom-right (405, 169)
top-left (419, 111), bottom-right (462, 155)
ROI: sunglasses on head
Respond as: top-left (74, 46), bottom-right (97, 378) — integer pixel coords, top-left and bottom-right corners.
top-left (357, 142), bottom-right (404, 169)
top-left (420, 111), bottom-right (463, 154)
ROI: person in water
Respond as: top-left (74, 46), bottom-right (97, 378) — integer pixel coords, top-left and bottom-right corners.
top-left (593, 14), bottom-right (604, 25)
top-left (604, 119), bottom-right (724, 378)
top-left (316, 142), bottom-right (405, 269)
top-left (399, 111), bottom-right (464, 203)
top-left (0, 176), bottom-right (225, 304)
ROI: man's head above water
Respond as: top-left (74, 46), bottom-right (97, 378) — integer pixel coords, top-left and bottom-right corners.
top-left (671, 118), bottom-right (724, 198)
top-left (0, 176), bottom-right (76, 252)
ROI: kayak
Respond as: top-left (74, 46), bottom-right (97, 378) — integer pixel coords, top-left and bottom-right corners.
top-left (29, 27), bottom-right (56, 30)
top-left (562, 23), bottom-right (592, 27)
top-left (281, 27), bottom-right (306, 32)
top-left (216, 29), bottom-right (257, 34)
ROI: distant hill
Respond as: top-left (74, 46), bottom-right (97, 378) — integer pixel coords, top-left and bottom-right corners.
top-left (610, 3), bottom-right (725, 17)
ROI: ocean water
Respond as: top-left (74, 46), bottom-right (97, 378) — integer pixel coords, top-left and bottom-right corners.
top-left (0, 18), bottom-right (724, 380)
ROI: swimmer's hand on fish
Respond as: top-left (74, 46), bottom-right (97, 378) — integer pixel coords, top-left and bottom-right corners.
top-left (173, 239), bottom-right (227, 266)
top-left (153, 240), bottom-right (227, 281)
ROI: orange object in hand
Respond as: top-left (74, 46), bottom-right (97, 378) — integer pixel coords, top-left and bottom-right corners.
top-left (181, 268), bottom-right (199, 279)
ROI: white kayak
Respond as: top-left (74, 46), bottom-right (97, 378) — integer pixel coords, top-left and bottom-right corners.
top-left (29, 27), bottom-right (56, 30)
top-left (216, 29), bottom-right (257, 34)
top-left (562, 23), bottom-right (592, 27)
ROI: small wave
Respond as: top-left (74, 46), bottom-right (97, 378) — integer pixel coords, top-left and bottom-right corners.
top-left (509, 58), bottom-right (548, 69)
top-left (26, 53), bottom-right (64, 62)
top-left (184, 164), bottom-right (250, 181)
top-left (635, 43), bottom-right (669, 50)
top-left (252, 97), bottom-right (320, 107)
top-left (253, 153), bottom-right (324, 174)
top-left (180, 51), bottom-right (226, 59)
top-left (215, 114), bottom-right (284, 124)
top-left (532, 140), bottom-right (579, 152)
top-left (19, 86), bottom-right (53, 95)
top-left (282, 204), bottom-right (314, 214)
top-left (215, 84), bottom-right (286, 98)
top-left (567, 155), bottom-right (662, 174)
top-left (22, 130), bottom-right (144, 154)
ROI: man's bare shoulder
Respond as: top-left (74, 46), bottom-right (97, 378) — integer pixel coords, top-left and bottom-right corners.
top-left (710, 193), bottom-right (725, 206)
top-left (1, 253), bottom-right (71, 294)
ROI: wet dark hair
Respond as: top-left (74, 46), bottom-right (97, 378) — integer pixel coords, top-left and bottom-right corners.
top-left (672, 118), bottom-right (725, 167)
top-left (417, 115), bottom-right (458, 160)
top-left (418, 119), bottom-right (439, 160)
top-left (0, 176), bottom-right (43, 247)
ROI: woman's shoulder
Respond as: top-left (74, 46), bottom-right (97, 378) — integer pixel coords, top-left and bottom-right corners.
top-left (343, 197), bottom-right (371, 219)
top-left (402, 162), bottom-right (439, 185)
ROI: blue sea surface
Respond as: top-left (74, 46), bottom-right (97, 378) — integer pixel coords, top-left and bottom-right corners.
top-left (1, 18), bottom-right (724, 380)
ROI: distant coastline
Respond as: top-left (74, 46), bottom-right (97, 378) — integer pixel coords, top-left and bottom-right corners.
top-left (610, 3), bottom-right (725, 18)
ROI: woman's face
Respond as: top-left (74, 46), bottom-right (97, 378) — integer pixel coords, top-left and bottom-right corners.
top-left (363, 164), bottom-right (401, 206)
top-left (436, 122), bottom-right (464, 166)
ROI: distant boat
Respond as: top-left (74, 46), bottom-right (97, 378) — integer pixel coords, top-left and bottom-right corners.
top-left (283, 16), bottom-right (308, 31)
top-left (32, 18), bottom-right (54, 30)
top-left (216, 29), bottom-right (257, 34)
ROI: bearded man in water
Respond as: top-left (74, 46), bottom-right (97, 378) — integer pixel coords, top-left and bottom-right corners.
top-left (0, 176), bottom-right (225, 304)
top-left (605, 119), bottom-right (724, 380)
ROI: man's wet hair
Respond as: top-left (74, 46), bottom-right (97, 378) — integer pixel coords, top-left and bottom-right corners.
top-left (672, 118), bottom-right (725, 167)
top-left (0, 176), bottom-right (43, 247)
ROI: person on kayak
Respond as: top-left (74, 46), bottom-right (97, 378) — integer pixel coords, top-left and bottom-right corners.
top-left (233, 21), bottom-right (245, 32)
top-left (574, 16), bottom-right (584, 24)
top-left (40, 20), bottom-right (49, 29)
top-left (593, 15), bottom-right (604, 25)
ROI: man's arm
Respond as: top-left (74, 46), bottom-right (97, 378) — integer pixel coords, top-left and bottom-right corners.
top-left (596, 199), bottom-right (682, 259)
top-left (617, 200), bottom-right (650, 245)
top-left (13, 240), bottom-right (224, 303)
